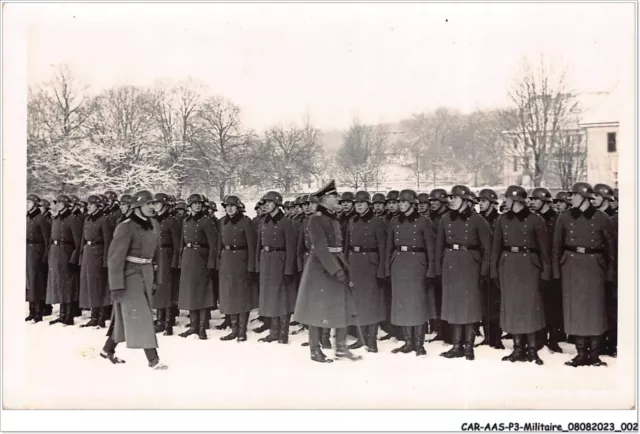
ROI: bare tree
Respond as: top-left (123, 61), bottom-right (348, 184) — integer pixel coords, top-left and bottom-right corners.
top-left (501, 56), bottom-right (580, 187)
top-left (337, 120), bottom-right (388, 190)
top-left (548, 131), bottom-right (587, 189)
top-left (457, 110), bottom-right (504, 186)
top-left (261, 119), bottom-right (323, 194)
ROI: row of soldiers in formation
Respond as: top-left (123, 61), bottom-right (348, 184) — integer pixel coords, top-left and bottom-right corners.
top-left (26, 180), bottom-right (618, 366)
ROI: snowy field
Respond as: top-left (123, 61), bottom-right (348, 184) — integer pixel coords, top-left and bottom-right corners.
top-left (9, 306), bottom-right (631, 410)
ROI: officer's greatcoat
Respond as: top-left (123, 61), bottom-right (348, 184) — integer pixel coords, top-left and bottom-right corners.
top-left (46, 208), bottom-right (83, 304)
top-left (79, 210), bottom-right (113, 308)
top-left (26, 208), bottom-right (51, 302)
top-left (151, 211), bottom-right (181, 309)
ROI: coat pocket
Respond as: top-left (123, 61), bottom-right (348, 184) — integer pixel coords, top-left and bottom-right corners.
top-left (559, 251), bottom-right (569, 266)
top-left (469, 250), bottom-right (481, 264)
top-left (595, 254), bottom-right (608, 272)
top-left (530, 254), bottom-right (542, 270)
top-left (368, 252), bottom-right (379, 266)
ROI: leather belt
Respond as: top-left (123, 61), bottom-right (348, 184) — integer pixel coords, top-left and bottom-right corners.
top-left (160, 243), bottom-right (174, 248)
top-left (262, 246), bottom-right (285, 252)
top-left (125, 256), bottom-right (153, 264)
top-left (223, 245), bottom-right (248, 251)
top-left (446, 243), bottom-right (478, 251)
top-left (564, 245), bottom-right (605, 254)
top-left (84, 240), bottom-right (104, 246)
top-left (396, 246), bottom-right (425, 253)
top-left (26, 241), bottom-right (44, 245)
top-left (502, 246), bottom-right (538, 254)
top-left (52, 240), bottom-right (72, 246)
top-left (349, 246), bottom-right (377, 253)
top-left (185, 243), bottom-right (209, 248)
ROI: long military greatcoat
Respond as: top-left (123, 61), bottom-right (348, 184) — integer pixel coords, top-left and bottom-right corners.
top-left (79, 210), bottom-right (113, 308)
top-left (295, 205), bottom-right (356, 328)
top-left (26, 208), bottom-right (51, 302)
top-left (490, 207), bottom-right (550, 334)
top-left (296, 212), bottom-right (315, 272)
top-left (552, 205), bottom-right (617, 336)
top-left (178, 211), bottom-right (219, 310)
top-left (345, 208), bottom-right (387, 326)
top-left (256, 209), bottom-right (297, 317)
top-left (217, 212), bottom-right (257, 314)
top-left (46, 208), bottom-right (83, 304)
top-left (435, 206), bottom-right (491, 325)
top-left (108, 213), bottom-right (160, 349)
top-left (151, 211), bottom-right (181, 309)
top-left (386, 208), bottom-right (436, 326)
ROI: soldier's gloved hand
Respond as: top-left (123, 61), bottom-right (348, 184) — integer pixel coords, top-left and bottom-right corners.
top-left (111, 289), bottom-right (125, 303)
top-left (284, 274), bottom-right (295, 285)
top-left (335, 269), bottom-right (347, 283)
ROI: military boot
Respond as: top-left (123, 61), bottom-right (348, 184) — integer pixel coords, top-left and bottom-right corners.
top-left (565, 336), bottom-right (589, 367)
top-left (49, 303), bottom-right (65, 325)
top-left (490, 321), bottom-right (505, 349)
top-left (179, 310), bottom-right (199, 337)
top-left (464, 324), bottom-right (476, 360)
top-left (97, 306), bottom-right (107, 328)
top-left (335, 328), bottom-right (363, 361)
top-left (587, 336), bottom-right (608, 367)
top-left (237, 312), bottom-right (249, 342)
top-left (163, 307), bottom-right (174, 336)
top-left (220, 314), bottom-right (239, 341)
top-left (81, 308), bottom-right (100, 328)
top-left (440, 325), bottom-right (465, 358)
top-left (502, 334), bottom-right (526, 362)
top-left (62, 303), bottom-right (75, 326)
top-left (197, 309), bottom-right (208, 340)
top-left (414, 324), bottom-right (427, 356)
top-left (258, 317), bottom-right (280, 343)
top-left (526, 333), bottom-right (544, 365)
top-left (366, 324), bottom-right (378, 353)
top-left (391, 327), bottom-right (414, 354)
top-left (33, 301), bottom-right (43, 323)
top-left (547, 327), bottom-right (563, 353)
top-left (43, 302), bottom-right (53, 316)
top-left (253, 316), bottom-right (270, 334)
top-left (309, 327), bottom-right (333, 363)
top-left (348, 326), bottom-right (367, 350)
top-left (216, 315), bottom-right (231, 330)
top-left (25, 302), bottom-right (35, 322)
top-left (155, 309), bottom-right (166, 333)
top-left (320, 328), bottom-right (332, 349)
top-left (278, 314), bottom-right (291, 344)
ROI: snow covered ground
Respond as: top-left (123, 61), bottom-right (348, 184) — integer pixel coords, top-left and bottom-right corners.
top-left (9, 306), bottom-right (631, 410)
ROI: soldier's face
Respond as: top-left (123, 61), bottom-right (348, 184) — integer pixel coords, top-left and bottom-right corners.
top-left (120, 204), bottom-right (130, 215)
top-left (264, 201), bottom-right (276, 214)
top-left (429, 200), bottom-right (441, 211)
top-left (387, 200), bottom-right (399, 213)
top-left (569, 193), bottom-right (584, 208)
top-left (226, 205), bottom-right (238, 216)
top-left (295, 205), bottom-right (303, 215)
top-left (324, 194), bottom-right (339, 210)
top-left (373, 203), bottom-right (384, 213)
top-left (177, 209), bottom-right (185, 217)
top-left (341, 201), bottom-right (354, 213)
top-left (27, 200), bottom-right (35, 212)
top-left (448, 196), bottom-right (463, 210)
top-left (592, 194), bottom-right (604, 207)
top-left (87, 203), bottom-right (98, 214)
top-left (611, 199), bottom-right (618, 210)
top-left (53, 201), bottom-right (65, 212)
top-left (417, 202), bottom-right (429, 213)
top-left (399, 200), bottom-right (411, 213)
top-left (557, 201), bottom-right (569, 212)
top-left (140, 202), bottom-right (156, 217)
top-left (479, 199), bottom-right (491, 212)
top-left (355, 201), bottom-right (368, 214)
top-left (309, 202), bottom-right (318, 212)
top-left (530, 198), bottom-right (544, 211)
top-left (191, 202), bottom-right (203, 213)
top-left (302, 203), bottom-right (310, 213)
top-left (153, 202), bottom-right (165, 213)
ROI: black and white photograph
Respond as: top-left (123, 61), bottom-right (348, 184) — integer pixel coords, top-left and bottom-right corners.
top-left (1, 1), bottom-right (638, 431)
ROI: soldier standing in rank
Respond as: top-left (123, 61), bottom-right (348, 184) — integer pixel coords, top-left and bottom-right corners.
top-left (251, 198), bottom-right (272, 334)
top-left (385, 189), bottom-right (436, 356)
top-left (338, 192), bottom-right (356, 237)
top-left (68, 195), bottom-right (85, 318)
top-left (216, 195), bottom-right (257, 342)
top-left (436, 185), bottom-right (491, 360)
top-left (475, 189), bottom-right (504, 349)
top-left (377, 190), bottom-right (401, 341)
top-left (174, 201), bottom-right (187, 219)
top-left (553, 191), bottom-right (570, 213)
top-left (255, 191), bottom-right (297, 344)
top-left (345, 191), bottom-right (387, 352)
top-left (104, 191), bottom-right (122, 225)
top-left (295, 180), bottom-right (361, 363)
top-left (553, 182), bottom-right (617, 367)
top-left (78, 195), bottom-right (113, 328)
top-left (46, 195), bottom-right (83, 326)
top-left (417, 193), bottom-right (430, 217)
top-left (491, 186), bottom-right (550, 365)
top-left (528, 187), bottom-right (564, 353)
top-left (100, 190), bottom-right (167, 370)
top-left (38, 198), bottom-right (54, 317)
top-left (427, 188), bottom-right (451, 343)
top-left (371, 193), bottom-right (386, 217)
top-left (151, 193), bottom-right (181, 336)
top-left (117, 195), bottom-right (133, 225)
top-left (178, 194), bottom-right (219, 340)
top-left (26, 194), bottom-right (51, 323)
top-left (592, 183), bottom-right (618, 358)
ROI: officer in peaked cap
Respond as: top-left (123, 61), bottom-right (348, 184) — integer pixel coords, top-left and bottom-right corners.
top-left (178, 194), bottom-right (219, 340)
top-left (385, 189), bottom-right (436, 356)
top-left (435, 185), bottom-right (491, 361)
top-left (553, 182), bottom-right (616, 367)
top-left (101, 190), bottom-right (168, 370)
top-left (26, 193), bottom-right (51, 323)
top-left (78, 195), bottom-right (112, 329)
top-left (371, 193), bottom-right (386, 217)
top-left (527, 187), bottom-right (564, 353)
top-left (256, 190), bottom-right (298, 345)
top-left (46, 194), bottom-right (83, 326)
top-left (295, 179), bottom-right (362, 363)
top-left (151, 193), bottom-right (182, 336)
top-left (491, 186), bottom-right (550, 365)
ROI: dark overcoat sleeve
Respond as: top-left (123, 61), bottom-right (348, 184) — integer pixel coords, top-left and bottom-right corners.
top-left (170, 218), bottom-right (182, 269)
top-left (107, 222), bottom-right (133, 291)
top-left (296, 222), bottom-right (305, 272)
top-left (534, 215), bottom-right (551, 281)
top-left (204, 218), bottom-right (219, 269)
top-left (69, 216), bottom-right (83, 265)
top-left (244, 217), bottom-right (257, 273)
top-left (490, 216), bottom-right (504, 280)
top-left (601, 215), bottom-right (617, 283)
top-left (384, 219), bottom-right (395, 278)
top-left (283, 218), bottom-right (297, 276)
top-left (102, 217), bottom-right (113, 268)
top-left (551, 214), bottom-right (566, 279)
top-left (435, 217), bottom-right (446, 276)
top-left (374, 219), bottom-right (387, 279)
top-left (475, 215), bottom-right (491, 276)
top-left (309, 216), bottom-right (341, 276)
top-left (39, 215), bottom-right (51, 263)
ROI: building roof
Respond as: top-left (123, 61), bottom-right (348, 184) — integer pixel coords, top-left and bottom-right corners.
top-left (578, 84), bottom-right (621, 126)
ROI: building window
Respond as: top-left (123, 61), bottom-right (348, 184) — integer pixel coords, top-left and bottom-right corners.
top-left (513, 156), bottom-right (518, 172)
top-left (607, 132), bottom-right (617, 153)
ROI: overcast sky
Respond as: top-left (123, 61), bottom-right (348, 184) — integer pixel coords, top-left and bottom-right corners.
top-left (22, 2), bottom-right (635, 132)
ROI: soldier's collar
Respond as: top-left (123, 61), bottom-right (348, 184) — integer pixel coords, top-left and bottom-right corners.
top-left (187, 211), bottom-right (205, 222)
top-left (55, 208), bottom-right (71, 219)
top-left (316, 205), bottom-right (337, 219)
top-left (87, 209), bottom-right (103, 221)
top-left (223, 212), bottom-right (243, 225)
top-left (602, 206), bottom-right (616, 217)
top-left (569, 204), bottom-right (596, 220)
top-left (353, 207), bottom-right (374, 223)
top-left (540, 207), bottom-right (556, 221)
top-left (506, 205), bottom-right (530, 221)
top-left (341, 208), bottom-right (355, 220)
top-left (398, 207), bottom-right (419, 223)
top-left (156, 209), bottom-right (171, 222)
top-left (264, 208), bottom-right (284, 224)
top-left (27, 207), bottom-right (41, 218)
top-left (131, 212), bottom-right (153, 230)
top-left (484, 208), bottom-right (499, 220)
top-left (450, 206), bottom-right (472, 221)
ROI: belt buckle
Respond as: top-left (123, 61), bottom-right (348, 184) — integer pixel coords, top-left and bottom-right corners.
top-left (510, 246), bottom-right (519, 253)
top-left (88, 241), bottom-right (93, 246)
top-left (577, 247), bottom-right (586, 254)
top-left (354, 246), bottom-right (360, 252)
top-left (400, 246), bottom-right (408, 252)
top-left (265, 246), bottom-right (270, 252)
top-left (186, 243), bottom-right (192, 248)
top-left (452, 244), bottom-right (460, 250)
top-left (225, 245), bottom-right (231, 251)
